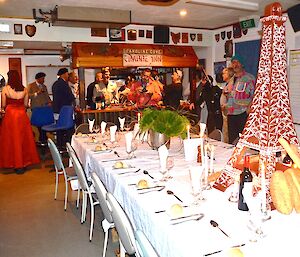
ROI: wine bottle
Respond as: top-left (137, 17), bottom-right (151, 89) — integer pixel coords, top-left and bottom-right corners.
top-left (238, 155), bottom-right (253, 211)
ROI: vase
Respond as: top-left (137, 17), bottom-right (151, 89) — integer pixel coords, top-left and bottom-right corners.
top-left (148, 130), bottom-right (170, 150)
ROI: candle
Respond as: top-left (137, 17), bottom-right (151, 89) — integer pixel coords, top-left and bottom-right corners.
top-left (210, 145), bottom-right (214, 173)
top-left (200, 138), bottom-right (204, 165)
top-left (260, 161), bottom-right (267, 213)
top-left (137, 112), bottom-right (141, 123)
top-left (187, 125), bottom-right (190, 139)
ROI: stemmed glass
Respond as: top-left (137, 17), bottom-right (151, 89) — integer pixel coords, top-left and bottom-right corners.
top-left (159, 156), bottom-right (174, 181)
top-left (126, 139), bottom-right (138, 159)
top-left (189, 165), bottom-right (206, 205)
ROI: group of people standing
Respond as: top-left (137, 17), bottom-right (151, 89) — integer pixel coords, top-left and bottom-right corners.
top-left (0, 68), bottom-right (78, 174)
top-left (190, 55), bottom-right (255, 144)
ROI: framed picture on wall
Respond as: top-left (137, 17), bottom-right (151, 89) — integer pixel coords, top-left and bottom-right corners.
top-left (14, 24), bottom-right (22, 35)
top-left (109, 29), bottom-right (125, 41)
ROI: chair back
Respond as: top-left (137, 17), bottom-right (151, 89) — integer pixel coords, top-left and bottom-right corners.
top-left (75, 123), bottom-right (90, 134)
top-left (57, 105), bottom-right (74, 129)
top-left (68, 148), bottom-right (89, 192)
top-left (48, 138), bottom-right (65, 171)
top-left (208, 129), bottom-right (224, 142)
top-left (106, 193), bottom-right (136, 255)
top-left (91, 172), bottom-right (113, 224)
top-left (31, 106), bottom-right (54, 127)
top-left (135, 230), bottom-right (158, 257)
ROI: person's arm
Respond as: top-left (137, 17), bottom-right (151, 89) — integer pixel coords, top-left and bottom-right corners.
top-left (24, 88), bottom-right (29, 108)
top-left (1, 87), bottom-right (6, 109)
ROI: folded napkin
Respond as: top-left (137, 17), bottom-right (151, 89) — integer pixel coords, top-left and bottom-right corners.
top-left (88, 119), bottom-right (95, 133)
top-left (125, 131), bottom-right (133, 153)
top-left (110, 125), bottom-right (117, 142)
top-left (199, 122), bottom-right (206, 138)
top-left (118, 117), bottom-right (125, 131)
top-left (183, 138), bottom-right (201, 161)
top-left (158, 144), bottom-right (169, 172)
top-left (101, 121), bottom-right (107, 136)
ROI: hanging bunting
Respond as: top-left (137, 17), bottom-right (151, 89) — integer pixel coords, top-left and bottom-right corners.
top-left (215, 34), bottom-right (220, 42)
top-left (197, 33), bottom-right (203, 41)
top-left (242, 29), bottom-right (248, 35)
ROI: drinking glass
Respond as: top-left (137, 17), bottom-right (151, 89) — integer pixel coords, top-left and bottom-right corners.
top-left (126, 139), bottom-right (138, 159)
top-left (189, 165), bottom-right (205, 205)
top-left (159, 157), bottom-right (174, 181)
top-left (93, 125), bottom-right (100, 134)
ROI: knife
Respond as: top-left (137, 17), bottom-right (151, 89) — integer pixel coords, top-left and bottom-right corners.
top-left (102, 158), bottom-right (129, 162)
top-left (171, 213), bottom-right (204, 225)
top-left (204, 243), bottom-right (245, 256)
top-left (170, 213), bottom-right (203, 221)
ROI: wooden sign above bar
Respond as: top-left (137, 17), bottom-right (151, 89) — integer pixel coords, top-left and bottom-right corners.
top-left (72, 42), bottom-right (198, 68)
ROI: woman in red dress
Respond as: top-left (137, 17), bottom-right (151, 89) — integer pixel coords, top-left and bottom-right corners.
top-left (0, 70), bottom-right (40, 174)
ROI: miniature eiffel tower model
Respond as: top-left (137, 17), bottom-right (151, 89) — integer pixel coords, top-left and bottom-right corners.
top-left (214, 3), bottom-right (299, 200)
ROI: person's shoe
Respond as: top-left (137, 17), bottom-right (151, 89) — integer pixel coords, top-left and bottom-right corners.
top-left (15, 168), bottom-right (25, 174)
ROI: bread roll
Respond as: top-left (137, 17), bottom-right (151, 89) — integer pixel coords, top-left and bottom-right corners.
top-left (169, 204), bottom-right (183, 219)
top-left (95, 145), bottom-right (102, 151)
top-left (227, 248), bottom-right (244, 257)
top-left (114, 161), bottom-right (123, 169)
top-left (137, 179), bottom-right (148, 189)
top-left (77, 132), bottom-right (83, 137)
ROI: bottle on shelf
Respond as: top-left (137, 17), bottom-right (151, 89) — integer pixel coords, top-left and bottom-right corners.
top-left (238, 155), bottom-right (253, 211)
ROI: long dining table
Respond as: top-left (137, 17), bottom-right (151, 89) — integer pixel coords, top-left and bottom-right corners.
top-left (72, 133), bottom-right (300, 257)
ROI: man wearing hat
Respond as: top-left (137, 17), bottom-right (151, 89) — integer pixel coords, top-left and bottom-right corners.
top-left (52, 68), bottom-right (75, 150)
top-left (27, 72), bottom-right (51, 144)
top-left (27, 72), bottom-right (51, 109)
top-left (224, 55), bottom-right (255, 144)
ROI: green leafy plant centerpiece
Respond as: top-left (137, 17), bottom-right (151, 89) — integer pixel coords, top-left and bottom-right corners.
top-left (139, 108), bottom-right (190, 139)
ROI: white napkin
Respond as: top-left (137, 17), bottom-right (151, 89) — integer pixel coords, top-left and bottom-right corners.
top-left (88, 119), bottom-right (95, 133)
top-left (101, 121), bottom-right (107, 136)
top-left (199, 122), bottom-right (206, 137)
top-left (133, 123), bottom-right (140, 140)
top-left (118, 117), bottom-right (125, 131)
top-left (110, 125), bottom-right (117, 142)
top-left (183, 138), bottom-right (201, 161)
top-left (158, 144), bottom-right (169, 172)
top-left (125, 132), bottom-right (133, 153)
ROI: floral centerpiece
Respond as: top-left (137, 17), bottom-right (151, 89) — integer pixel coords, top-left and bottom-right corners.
top-left (139, 108), bottom-right (190, 140)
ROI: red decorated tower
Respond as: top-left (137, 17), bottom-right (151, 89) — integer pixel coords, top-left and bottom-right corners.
top-left (214, 2), bottom-right (299, 202)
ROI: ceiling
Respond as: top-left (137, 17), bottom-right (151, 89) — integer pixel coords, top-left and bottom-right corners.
top-left (1, 0), bottom-right (299, 29)
top-left (0, 0), bottom-right (299, 52)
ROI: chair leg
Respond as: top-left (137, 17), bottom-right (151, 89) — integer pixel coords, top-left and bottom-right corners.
top-left (64, 179), bottom-right (68, 211)
top-left (55, 172), bottom-right (59, 200)
top-left (76, 188), bottom-right (80, 209)
top-left (80, 192), bottom-right (86, 224)
top-left (102, 230), bottom-right (109, 257)
top-left (120, 240), bottom-right (126, 257)
top-left (89, 198), bottom-right (95, 242)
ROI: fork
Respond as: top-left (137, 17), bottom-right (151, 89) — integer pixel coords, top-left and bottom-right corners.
top-left (171, 213), bottom-right (204, 225)
top-left (138, 186), bottom-right (165, 194)
top-left (118, 168), bottom-right (141, 175)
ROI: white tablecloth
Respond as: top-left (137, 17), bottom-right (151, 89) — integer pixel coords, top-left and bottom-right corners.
top-left (72, 133), bottom-right (300, 257)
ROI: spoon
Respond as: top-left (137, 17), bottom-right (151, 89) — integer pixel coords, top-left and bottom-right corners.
top-left (210, 220), bottom-right (230, 238)
top-left (114, 151), bottom-right (120, 157)
top-left (143, 170), bottom-right (154, 179)
top-left (167, 190), bottom-right (183, 203)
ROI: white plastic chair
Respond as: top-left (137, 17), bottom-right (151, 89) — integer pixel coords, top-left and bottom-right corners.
top-left (67, 143), bottom-right (99, 242)
top-left (135, 230), bottom-right (159, 257)
top-left (106, 192), bottom-right (139, 257)
top-left (91, 172), bottom-right (115, 257)
top-left (75, 123), bottom-right (90, 134)
top-left (47, 138), bottom-right (78, 210)
top-left (208, 129), bottom-right (224, 142)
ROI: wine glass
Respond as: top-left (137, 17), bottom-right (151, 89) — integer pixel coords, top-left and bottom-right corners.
top-left (126, 139), bottom-right (138, 159)
top-left (159, 156), bottom-right (174, 181)
top-left (189, 165), bottom-right (206, 205)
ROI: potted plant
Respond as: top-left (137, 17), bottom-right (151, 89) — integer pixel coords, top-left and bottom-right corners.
top-left (139, 108), bottom-right (190, 149)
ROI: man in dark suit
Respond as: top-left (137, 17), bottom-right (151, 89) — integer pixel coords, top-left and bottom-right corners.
top-left (52, 68), bottom-right (75, 150)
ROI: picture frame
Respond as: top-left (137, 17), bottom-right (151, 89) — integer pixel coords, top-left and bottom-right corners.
top-left (109, 28), bottom-right (125, 41)
top-left (14, 24), bottom-right (22, 35)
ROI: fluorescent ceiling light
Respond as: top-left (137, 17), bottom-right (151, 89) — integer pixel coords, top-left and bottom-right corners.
top-left (186, 0), bottom-right (259, 11)
top-left (0, 48), bottom-right (24, 54)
